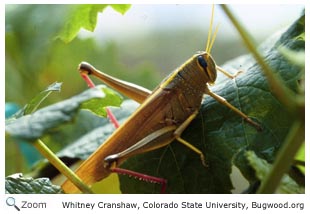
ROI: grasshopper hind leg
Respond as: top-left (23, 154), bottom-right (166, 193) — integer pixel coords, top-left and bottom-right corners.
top-left (104, 152), bottom-right (168, 193)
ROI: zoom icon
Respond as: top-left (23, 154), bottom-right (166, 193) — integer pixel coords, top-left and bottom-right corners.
top-left (6, 197), bottom-right (20, 211)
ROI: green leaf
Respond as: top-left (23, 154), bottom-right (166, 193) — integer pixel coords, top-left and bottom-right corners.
top-left (246, 151), bottom-right (304, 193)
top-left (5, 173), bottom-right (63, 194)
top-left (110, 4), bottom-right (132, 15)
top-left (17, 82), bottom-right (62, 117)
top-left (5, 85), bottom-right (121, 142)
top-left (81, 86), bottom-right (123, 117)
top-left (57, 4), bottom-right (131, 43)
top-left (116, 14), bottom-right (304, 193)
top-left (278, 47), bottom-right (305, 68)
top-left (57, 5), bottom-right (106, 43)
top-left (294, 143), bottom-right (305, 173)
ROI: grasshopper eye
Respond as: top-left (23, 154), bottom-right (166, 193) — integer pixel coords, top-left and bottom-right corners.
top-left (197, 55), bottom-right (208, 69)
top-left (197, 54), bottom-right (217, 84)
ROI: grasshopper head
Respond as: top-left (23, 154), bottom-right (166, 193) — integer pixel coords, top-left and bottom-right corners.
top-left (196, 52), bottom-right (217, 85)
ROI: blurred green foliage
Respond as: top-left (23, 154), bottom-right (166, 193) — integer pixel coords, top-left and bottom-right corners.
top-left (5, 5), bottom-right (160, 106)
top-left (5, 4), bottom-right (159, 176)
top-left (57, 4), bottom-right (131, 43)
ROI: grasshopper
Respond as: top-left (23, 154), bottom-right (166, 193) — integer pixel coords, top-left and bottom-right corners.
top-left (62, 5), bottom-right (261, 193)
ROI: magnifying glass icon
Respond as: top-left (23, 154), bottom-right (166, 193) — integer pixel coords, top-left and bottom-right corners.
top-left (6, 197), bottom-right (20, 211)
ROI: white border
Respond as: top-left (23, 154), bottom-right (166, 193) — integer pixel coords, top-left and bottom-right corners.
top-left (1, 0), bottom-right (308, 213)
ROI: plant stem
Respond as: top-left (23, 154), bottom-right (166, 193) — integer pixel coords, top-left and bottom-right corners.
top-left (106, 107), bottom-right (120, 128)
top-left (220, 5), bottom-right (298, 113)
top-left (33, 139), bottom-right (93, 193)
top-left (221, 5), bottom-right (305, 193)
top-left (257, 120), bottom-right (304, 193)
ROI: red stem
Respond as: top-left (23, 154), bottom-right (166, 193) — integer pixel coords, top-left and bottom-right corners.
top-left (80, 72), bottom-right (96, 88)
top-left (106, 108), bottom-right (120, 128)
top-left (80, 72), bottom-right (119, 129)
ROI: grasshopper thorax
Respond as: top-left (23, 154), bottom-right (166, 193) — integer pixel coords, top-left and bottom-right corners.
top-left (195, 52), bottom-right (217, 85)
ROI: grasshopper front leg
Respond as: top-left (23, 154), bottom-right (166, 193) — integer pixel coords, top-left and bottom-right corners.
top-left (205, 85), bottom-right (262, 131)
top-left (216, 66), bottom-right (243, 79)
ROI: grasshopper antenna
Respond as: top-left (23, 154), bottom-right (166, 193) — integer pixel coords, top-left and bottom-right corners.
top-left (206, 4), bottom-right (215, 53)
top-left (206, 4), bottom-right (220, 54)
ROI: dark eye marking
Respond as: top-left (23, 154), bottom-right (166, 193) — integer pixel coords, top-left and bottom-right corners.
top-left (197, 55), bottom-right (208, 68)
